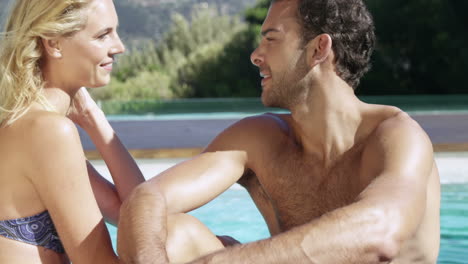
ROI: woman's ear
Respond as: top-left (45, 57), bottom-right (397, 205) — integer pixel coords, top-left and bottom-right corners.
top-left (306, 33), bottom-right (332, 68)
top-left (41, 38), bottom-right (62, 59)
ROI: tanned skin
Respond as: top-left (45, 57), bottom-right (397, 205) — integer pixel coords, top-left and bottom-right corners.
top-left (118, 0), bottom-right (440, 263)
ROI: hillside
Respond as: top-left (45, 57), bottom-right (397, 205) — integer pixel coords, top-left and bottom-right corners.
top-left (0, 0), bottom-right (257, 42)
top-left (115, 0), bottom-right (256, 42)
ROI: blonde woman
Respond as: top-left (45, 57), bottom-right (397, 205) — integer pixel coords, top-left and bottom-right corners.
top-left (0, 0), bottom-right (246, 263)
top-left (0, 0), bottom-right (145, 262)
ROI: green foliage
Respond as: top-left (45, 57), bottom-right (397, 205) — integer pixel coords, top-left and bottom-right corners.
top-left (185, 0), bottom-right (468, 96)
top-left (244, 0), bottom-right (270, 25)
top-left (179, 27), bottom-right (261, 97)
top-left (238, 0), bottom-right (468, 95)
top-left (174, 0), bottom-right (268, 98)
top-left (112, 0), bottom-right (256, 42)
top-left (113, 42), bottom-right (161, 82)
top-left (88, 0), bottom-right (468, 100)
top-left (360, 0), bottom-right (468, 94)
top-left (93, 5), bottom-right (247, 100)
top-left (91, 72), bottom-right (172, 101)
top-left (104, 0), bottom-right (268, 100)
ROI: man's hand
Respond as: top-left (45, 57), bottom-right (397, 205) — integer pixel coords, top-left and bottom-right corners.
top-left (216, 235), bottom-right (241, 247)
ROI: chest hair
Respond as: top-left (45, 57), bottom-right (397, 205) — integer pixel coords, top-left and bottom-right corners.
top-left (255, 145), bottom-right (366, 230)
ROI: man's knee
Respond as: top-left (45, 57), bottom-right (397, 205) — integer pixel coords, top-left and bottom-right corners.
top-left (166, 214), bottom-right (223, 263)
top-left (167, 213), bottom-right (202, 237)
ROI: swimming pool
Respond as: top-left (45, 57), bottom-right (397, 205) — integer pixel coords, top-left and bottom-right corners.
top-left (100, 154), bottom-right (468, 263)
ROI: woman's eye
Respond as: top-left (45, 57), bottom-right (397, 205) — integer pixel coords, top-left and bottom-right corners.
top-left (98, 32), bottom-right (110, 40)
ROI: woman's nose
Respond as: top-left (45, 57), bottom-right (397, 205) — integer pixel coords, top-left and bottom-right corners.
top-left (111, 34), bottom-right (125, 55)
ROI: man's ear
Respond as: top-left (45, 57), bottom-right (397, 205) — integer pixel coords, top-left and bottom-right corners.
top-left (306, 34), bottom-right (332, 68)
top-left (41, 38), bottom-right (62, 59)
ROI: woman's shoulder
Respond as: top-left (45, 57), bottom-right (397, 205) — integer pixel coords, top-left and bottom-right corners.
top-left (2, 108), bottom-right (77, 140)
top-left (21, 110), bottom-right (77, 135)
top-left (0, 109), bottom-right (83, 182)
top-left (12, 110), bottom-right (81, 153)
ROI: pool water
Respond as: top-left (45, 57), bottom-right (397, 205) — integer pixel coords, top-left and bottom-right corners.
top-left (108, 183), bottom-right (468, 263)
top-left (106, 188), bottom-right (268, 248)
top-left (439, 184), bottom-right (468, 263)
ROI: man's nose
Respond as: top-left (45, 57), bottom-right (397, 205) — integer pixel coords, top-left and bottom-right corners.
top-left (250, 47), bottom-right (263, 67)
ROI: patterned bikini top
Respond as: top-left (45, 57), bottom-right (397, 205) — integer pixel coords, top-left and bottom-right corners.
top-left (0, 211), bottom-right (65, 253)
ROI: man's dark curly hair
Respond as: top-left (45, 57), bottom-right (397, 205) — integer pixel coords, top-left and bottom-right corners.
top-left (274, 0), bottom-right (376, 89)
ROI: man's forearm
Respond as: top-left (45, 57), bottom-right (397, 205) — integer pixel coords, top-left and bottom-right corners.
top-left (189, 232), bottom-right (306, 264)
top-left (117, 185), bottom-right (169, 264)
top-left (190, 202), bottom-right (396, 264)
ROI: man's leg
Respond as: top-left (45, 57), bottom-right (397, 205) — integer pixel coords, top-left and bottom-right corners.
top-left (166, 213), bottom-right (224, 263)
top-left (117, 185), bottom-right (224, 263)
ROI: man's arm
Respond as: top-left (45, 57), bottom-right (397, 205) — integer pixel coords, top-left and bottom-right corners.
top-left (149, 151), bottom-right (247, 214)
top-left (117, 151), bottom-right (247, 263)
top-left (189, 114), bottom-right (434, 263)
top-left (117, 115), bottom-right (268, 264)
top-left (118, 184), bottom-right (170, 264)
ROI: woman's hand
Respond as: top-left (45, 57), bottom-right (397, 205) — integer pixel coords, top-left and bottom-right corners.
top-left (69, 89), bottom-right (145, 207)
top-left (67, 87), bottom-right (104, 130)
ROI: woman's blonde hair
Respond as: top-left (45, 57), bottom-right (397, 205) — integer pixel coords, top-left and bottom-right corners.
top-left (0, 0), bottom-right (90, 126)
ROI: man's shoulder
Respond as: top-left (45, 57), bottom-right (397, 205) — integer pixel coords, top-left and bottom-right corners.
top-left (205, 113), bottom-right (292, 152)
top-left (226, 112), bottom-right (292, 140)
top-left (236, 112), bottom-right (291, 130)
top-left (364, 108), bottom-right (433, 159)
top-left (373, 110), bottom-right (427, 141)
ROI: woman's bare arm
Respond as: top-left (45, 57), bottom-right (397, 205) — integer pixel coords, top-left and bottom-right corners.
top-left (26, 113), bottom-right (121, 263)
top-left (68, 88), bottom-right (145, 223)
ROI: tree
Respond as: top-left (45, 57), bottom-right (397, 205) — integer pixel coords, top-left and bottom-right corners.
top-left (360, 0), bottom-right (468, 94)
top-left (98, 0), bottom-right (468, 100)
top-left (94, 4), bottom-right (246, 100)
top-left (238, 0), bottom-right (468, 95)
top-left (179, 0), bottom-right (269, 98)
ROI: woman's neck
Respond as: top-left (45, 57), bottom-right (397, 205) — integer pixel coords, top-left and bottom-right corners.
top-left (42, 87), bottom-right (73, 115)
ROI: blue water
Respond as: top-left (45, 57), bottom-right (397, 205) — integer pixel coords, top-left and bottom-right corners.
top-left (108, 184), bottom-right (468, 262)
top-left (439, 184), bottom-right (468, 263)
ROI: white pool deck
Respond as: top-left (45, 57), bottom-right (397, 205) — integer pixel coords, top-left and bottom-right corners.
top-left (90, 152), bottom-right (468, 187)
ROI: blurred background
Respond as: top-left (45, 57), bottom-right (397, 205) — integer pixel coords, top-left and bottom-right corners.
top-left (2, 0), bottom-right (467, 106)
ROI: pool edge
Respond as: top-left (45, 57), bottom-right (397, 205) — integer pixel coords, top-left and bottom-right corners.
top-left (85, 143), bottom-right (468, 160)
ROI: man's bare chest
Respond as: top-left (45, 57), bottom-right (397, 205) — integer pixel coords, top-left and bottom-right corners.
top-left (243, 149), bottom-right (371, 232)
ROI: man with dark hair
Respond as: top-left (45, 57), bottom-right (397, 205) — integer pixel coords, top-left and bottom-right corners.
top-left (119, 0), bottom-right (440, 263)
